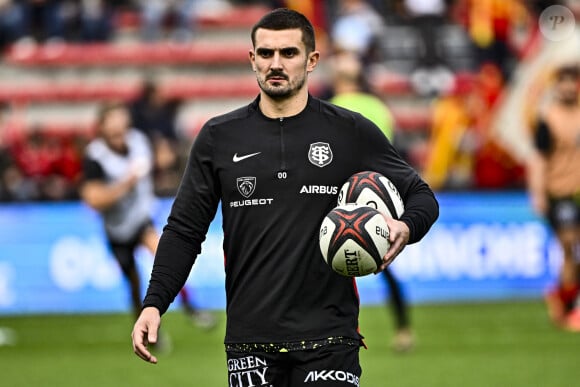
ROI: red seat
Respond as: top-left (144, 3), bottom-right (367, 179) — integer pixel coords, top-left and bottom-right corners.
top-left (114, 5), bottom-right (270, 30)
top-left (4, 41), bottom-right (250, 67)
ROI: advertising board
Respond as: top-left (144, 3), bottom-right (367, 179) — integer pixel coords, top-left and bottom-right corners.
top-left (0, 193), bottom-right (561, 314)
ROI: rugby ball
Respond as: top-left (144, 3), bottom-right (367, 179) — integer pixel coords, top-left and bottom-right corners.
top-left (338, 171), bottom-right (404, 219)
top-left (319, 203), bottom-right (390, 277)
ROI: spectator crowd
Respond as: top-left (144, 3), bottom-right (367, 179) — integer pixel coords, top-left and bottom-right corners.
top-left (1, 0), bottom-right (578, 201)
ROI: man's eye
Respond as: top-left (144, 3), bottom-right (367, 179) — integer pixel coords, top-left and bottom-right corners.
top-left (281, 49), bottom-right (297, 57)
top-left (257, 50), bottom-right (273, 58)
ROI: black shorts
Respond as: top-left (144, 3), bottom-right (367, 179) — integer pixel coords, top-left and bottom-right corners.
top-left (107, 220), bottom-right (153, 276)
top-left (226, 344), bottom-right (361, 387)
top-left (547, 196), bottom-right (580, 230)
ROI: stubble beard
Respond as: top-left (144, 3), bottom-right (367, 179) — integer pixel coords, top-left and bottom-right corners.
top-left (257, 70), bottom-right (307, 101)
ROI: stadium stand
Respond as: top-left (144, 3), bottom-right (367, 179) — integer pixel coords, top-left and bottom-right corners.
top-left (1, 0), bottom-right (540, 200)
top-left (3, 41), bottom-right (250, 66)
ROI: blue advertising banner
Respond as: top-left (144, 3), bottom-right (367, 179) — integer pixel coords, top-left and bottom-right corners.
top-left (0, 192), bottom-right (561, 315)
top-left (373, 192), bottom-right (561, 305)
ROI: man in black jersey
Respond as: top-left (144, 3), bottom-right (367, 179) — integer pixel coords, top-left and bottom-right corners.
top-left (132, 8), bottom-right (439, 385)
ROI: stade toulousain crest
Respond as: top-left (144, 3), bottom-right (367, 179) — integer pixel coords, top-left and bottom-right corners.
top-left (308, 142), bottom-right (333, 168)
top-left (237, 176), bottom-right (256, 198)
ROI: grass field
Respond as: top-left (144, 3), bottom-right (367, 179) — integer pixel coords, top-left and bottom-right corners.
top-left (0, 300), bottom-right (578, 387)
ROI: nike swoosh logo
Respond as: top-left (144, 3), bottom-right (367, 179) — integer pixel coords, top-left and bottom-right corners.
top-left (233, 152), bottom-right (261, 163)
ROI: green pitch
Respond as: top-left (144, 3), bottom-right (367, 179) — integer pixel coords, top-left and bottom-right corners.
top-left (0, 300), bottom-right (578, 386)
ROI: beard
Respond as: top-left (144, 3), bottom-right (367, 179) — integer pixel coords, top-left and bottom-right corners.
top-left (256, 70), bottom-right (307, 100)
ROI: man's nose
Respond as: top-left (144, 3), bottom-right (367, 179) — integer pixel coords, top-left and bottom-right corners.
top-left (270, 52), bottom-right (283, 69)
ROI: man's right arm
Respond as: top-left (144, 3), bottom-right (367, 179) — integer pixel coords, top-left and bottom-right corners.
top-left (133, 124), bottom-right (220, 363)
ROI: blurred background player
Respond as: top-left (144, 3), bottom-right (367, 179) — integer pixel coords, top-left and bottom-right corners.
top-left (127, 78), bottom-right (184, 197)
top-left (328, 50), bottom-right (414, 352)
top-left (526, 63), bottom-right (580, 331)
top-left (138, 0), bottom-right (199, 42)
top-left (79, 101), bottom-right (216, 329)
top-left (329, 0), bottom-right (386, 66)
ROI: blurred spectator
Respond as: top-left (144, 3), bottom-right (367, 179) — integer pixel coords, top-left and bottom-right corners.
top-left (471, 64), bottom-right (525, 189)
top-left (0, 103), bottom-right (19, 200)
top-left (0, 99), bottom-right (85, 202)
top-left (1, 0), bottom-right (121, 48)
top-left (401, 0), bottom-right (456, 96)
top-left (51, 131), bottom-right (85, 197)
top-left (0, 104), bottom-right (40, 201)
top-left (422, 63), bottom-right (524, 190)
top-left (129, 79), bottom-right (178, 141)
top-left (403, 0), bottom-right (449, 67)
top-left (454, 0), bottom-right (531, 81)
top-left (0, 161), bottom-right (40, 201)
top-left (128, 79), bottom-right (183, 196)
top-left (12, 128), bottom-right (56, 178)
top-left (329, 0), bottom-right (386, 64)
top-left (138, 0), bottom-right (198, 42)
top-left (284, 0), bottom-right (330, 43)
top-left (8, 127), bottom-right (81, 200)
top-left (62, 132), bottom-right (86, 180)
top-left (34, 130), bottom-right (72, 200)
top-left (0, 0), bottom-right (26, 50)
top-left (19, 0), bottom-right (68, 43)
top-left (328, 51), bottom-right (415, 352)
top-left (0, 103), bottom-right (10, 168)
top-left (421, 77), bottom-right (478, 190)
top-left (77, 0), bottom-right (114, 42)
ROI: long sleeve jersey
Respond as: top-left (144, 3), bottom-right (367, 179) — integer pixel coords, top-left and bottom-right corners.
top-left (143, 95), bottom-right (439, 345)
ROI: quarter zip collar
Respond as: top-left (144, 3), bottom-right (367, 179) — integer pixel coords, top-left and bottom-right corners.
top-left (249, 94), bottom-right (322, 173)
top-left (250, 94), bottom-right (317, 121)
top-left (249, 95), bottom-right (319, 173)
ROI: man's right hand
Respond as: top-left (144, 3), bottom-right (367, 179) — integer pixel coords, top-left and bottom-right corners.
top-left (131, 306), bottom-right (161, 364)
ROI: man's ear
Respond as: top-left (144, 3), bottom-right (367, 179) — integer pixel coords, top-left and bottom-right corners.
top-left (306, 51), bottom-right (320, 73)
top-left (249, 50), bottom-right (256, 71)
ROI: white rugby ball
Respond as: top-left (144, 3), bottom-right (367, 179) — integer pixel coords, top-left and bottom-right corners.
top-left (319, 203), bottom-right (390, 277)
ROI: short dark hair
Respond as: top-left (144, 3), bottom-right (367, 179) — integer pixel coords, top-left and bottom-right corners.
top-left (251, 8), bottom-right (316, 53)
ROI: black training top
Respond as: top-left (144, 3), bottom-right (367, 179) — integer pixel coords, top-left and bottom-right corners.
top-left (143, 95), bottom-right (439, 345)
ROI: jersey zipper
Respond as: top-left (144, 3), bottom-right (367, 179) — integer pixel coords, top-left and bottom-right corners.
top-left (279, 117), bottom-right (287, 172)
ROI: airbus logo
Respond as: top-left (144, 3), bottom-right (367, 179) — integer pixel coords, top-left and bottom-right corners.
top-left (233, 152), bottom-right (261, 163)
top-left (299, 185), bottom-right (338, 195)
